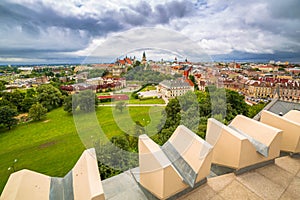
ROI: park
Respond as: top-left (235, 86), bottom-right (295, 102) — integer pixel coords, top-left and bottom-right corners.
top-left (0, 106), bottom-right (161, 193)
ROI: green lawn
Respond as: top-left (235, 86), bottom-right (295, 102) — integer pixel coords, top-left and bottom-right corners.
top-left (0, 106), bottom-right (164, 194)
top-left (99, 97), bottom-right (165, 105)
top-left (128, 98), bottom-right (165, 104)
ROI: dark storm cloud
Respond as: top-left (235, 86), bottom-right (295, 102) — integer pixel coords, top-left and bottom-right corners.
top-left (0, 0), bottom-right (193, 38)
top-left (241, 0), bottom-right (300, 45)
top-left (153, 1), bottom-right (194, 24)
top-left (268, 0), bottom-right (300, 19)
top-left (0, 1), bottom-right (122, 37)
top-left (119, 1), bottom-right (194, 26)
top-left (0, 0), bottom-right (194, 61)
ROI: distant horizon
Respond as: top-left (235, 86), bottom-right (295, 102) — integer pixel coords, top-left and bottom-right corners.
top-left (1, 56), bottom-right (299, 66)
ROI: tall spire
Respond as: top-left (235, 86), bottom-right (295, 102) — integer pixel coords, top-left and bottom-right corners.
top-left (142, 51), bottom-right (147, 65)
top-left (142, 51), bottom-right (146, 61)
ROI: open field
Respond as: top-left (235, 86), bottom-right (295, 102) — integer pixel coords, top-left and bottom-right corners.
top-left (128, 97), bottom-right (165, 104)
top-left (0, 106), bottom-right (164, 194)
top-left (99, 92), bottom-right (165, 105)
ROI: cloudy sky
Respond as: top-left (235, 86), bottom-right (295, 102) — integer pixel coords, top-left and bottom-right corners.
top-left (0, 0), bottom-right (300, 64)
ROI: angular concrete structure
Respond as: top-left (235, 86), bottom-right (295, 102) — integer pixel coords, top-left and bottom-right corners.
top-left (0, 148), bottom-right (105, 200)
top-left (260, 110), bottom-right (300, 153)
top-left (162, 125), bottom-right (213, 187)
top-left (0, 170), bottom-right (51, 200)
top-left (206, 116), bottom-right (282, 170)
top-left (139, 125), bottom-right (213, 199)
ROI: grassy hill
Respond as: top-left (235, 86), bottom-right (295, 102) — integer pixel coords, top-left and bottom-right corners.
top-left (0, 106), bottom-right (163, 194)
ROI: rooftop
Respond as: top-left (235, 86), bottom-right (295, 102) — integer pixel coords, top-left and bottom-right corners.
top-left (159, 79), bottom-right (192, 89)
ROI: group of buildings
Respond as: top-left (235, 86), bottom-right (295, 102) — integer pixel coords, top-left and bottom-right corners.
top-left (2, 52), bottom-right (300, 104)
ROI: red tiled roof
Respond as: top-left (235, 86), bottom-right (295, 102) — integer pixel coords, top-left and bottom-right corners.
top-left (116, 58), bottom-right (132, 65)
top-left (124, 58), bottom-right (132, 65)
top-left (98, 94), bottom-right (129, 101)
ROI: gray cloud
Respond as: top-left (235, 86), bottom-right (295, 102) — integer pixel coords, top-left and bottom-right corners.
top-left (268, 0), bottom-right (300, 19)
top-left (0, 0), bottom-right (300, 64)
top-left (0, 0), bottom-right (195, 62)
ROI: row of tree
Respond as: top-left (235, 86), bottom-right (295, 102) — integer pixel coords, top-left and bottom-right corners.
top-left (154, 86), bottom-right (266, 145)
top-left (123, 66), bottom-right (181, 83)
top-left (0, 84), bottom-right (65, 130)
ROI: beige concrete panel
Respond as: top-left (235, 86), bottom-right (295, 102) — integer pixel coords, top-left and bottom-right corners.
top-left (139, 135), bottom-right (171, 173)
top-left (261, 110), bottom-right (300, 153)
top-left (181, 139), bottom-right (205, 172)
top-left (238, 139), bottom-right (263, 169)
top-left (207, 117), bottom-right (281, 169)
top-left (166, 125), bottom-right (213, 185)
top-left (206, 119), bottom-right (243, 168)
top-left (139, 134), bottom-right (187, 199)
top-left (284, 110), bottom-right (300, 124)
top-left (163, 165), bottom-right (188, 199)
top-left (140, 170), bottom-right (164, 198)
top-left (237, 125), bottom-right (281, 169)
top-left (245, 132), bottom-right (280, 166)
top-left (0, 170), bottom-right (50, 200)
top-left (73, 149), bottom-right (104, 200)
top-left (195, 150), bottom-right (213, 183)
top-left (168, 125), bottom-right (195, 155)
top-left (230, 115), bottom-right (282, 146)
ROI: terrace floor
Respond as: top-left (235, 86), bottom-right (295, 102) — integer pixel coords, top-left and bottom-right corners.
top-left (178, 156), bottom-right (300, 200)
top-left (102, 156), bottom-right (300, 200)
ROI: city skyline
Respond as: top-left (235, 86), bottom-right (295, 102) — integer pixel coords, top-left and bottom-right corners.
top-left (0, 0), bottom-right (300, 64)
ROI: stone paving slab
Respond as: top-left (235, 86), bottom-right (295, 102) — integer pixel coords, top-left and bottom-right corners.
top-left (255, 164), bottom-right (294, 188)
top-left (207, 173), bottom-right (235, 192)
top-left (236, 172), bottom-right (285, 200)
top-left (283, 176), bottom-right (300, 199)
top-left (218, 180), bottom-right (262, 200)
top-left (275, 156), bottom-right (300, 175)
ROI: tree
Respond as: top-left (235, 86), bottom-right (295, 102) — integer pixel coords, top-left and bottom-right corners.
top-left (0, 98), bottom-right (16, 110)
top-left (196, 90), bottom-right (211, 117)
top-left (125, 121), bottom-right (145, 151)
top-left (2, 90), bottom-right (25, 112)
top-left (110, 135), bottom-right (130, 151)
top-left (36, 84), bottom-right (63, 111)
top-left (28, 103), bottom-right (47, 121)
top-left (115, 101), bottom-right (126, 113)
top-left (156, 98), bottom-right (181, 145)
top-left (95, 138), bottom-right (138, 180)
top-left (189, 75), bottom-right (199, 90)
top-left (20, 97), bottom-right (37, 113)
top-left (177, 91), bottom-right (200, 132)
top-left (162, 98), bottom-right (181, 129)
top-left (0, 106), bottom-right (18, 130)
top-left (0, 81), bottom-right (6, 91)
top-left (26, 88), bottom-right (36, 98)
top-left (63, 95), bottom-right (78, 114)
top-left (247, 102), bottom-right (266, 118)
top-left (225, 89), bottom-right (248, 120)
top-left (77, 90), bottom-right (98, 112)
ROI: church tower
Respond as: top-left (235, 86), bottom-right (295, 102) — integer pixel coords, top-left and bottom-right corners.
top-left (142, 51), bottom-right (147, 65)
